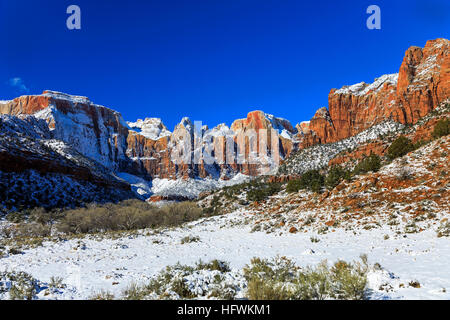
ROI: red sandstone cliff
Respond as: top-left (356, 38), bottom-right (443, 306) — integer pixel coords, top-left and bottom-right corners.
top-left (0, 95), bottom-right (297, 179)
top-left (297, 38), bottom-right (449, 147)
top-left (1, 38), bottom-right (448, 181)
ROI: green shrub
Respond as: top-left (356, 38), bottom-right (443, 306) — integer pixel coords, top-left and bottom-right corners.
top-left (0, 271), bottom-right (39, 300)
top-left (412, 139), bottom-right (428, 150)
top-left (294, 261), bottom-right (331, 300)
top-left (195, 259), bottom-right (231, 272)
top-left (91, 290), bottom-right (115, 300)
top-left (387, 136), bottom-right (414, 160)
top-left (286, 179), bottom-right (302, 193)
top-left (243, 256), bottom-right (299, 300)
top-left (170, 278), bottom-right (196, 299)
top-left (246, 278), bottom-right (292, 300)
top-left (286, 170), bottom-right (324, 193)
top-left (246, 181), bottom-right (282, 202)
top-left (432, 118), bottom-right (450, 139)
top-left (353, 153), bottom-right (381, 175)
top-left (122, 259), bottom-right (238, 300)
top-left (325, 166), bottom-right (351, 190)
top-left (243, 256), bottom-right (369, 300)
top-left (48, 276), bottom-right (66, 290)
top-left (328, 259), bottom-right (368, 300)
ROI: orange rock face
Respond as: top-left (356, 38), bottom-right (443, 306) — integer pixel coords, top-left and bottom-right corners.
top-left (1, 38), bottom-right (448, 182)
top-left (230, 110), bottom-right (297, 167)
top-left (1, 94), bottom-right (297, 180)
top-left (328, 141), bottom-right (389, 167)
top-left (298, 38), bottom-right (449, 147)
top-left (1, 91), bottom-right (129, 170)
top-left (231, 110), bottom-right (295, 133)
top-left (396, 39), bottom-right (449, 123)
top-left (0, 95), bottom-right (50, 115)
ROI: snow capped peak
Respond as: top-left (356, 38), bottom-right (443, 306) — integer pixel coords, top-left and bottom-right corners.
top-left (42, 90), bottom-right (91, 104)
top-left (175, 117), bottom-right (194, 131)
top-left (335, 82), bottom-right (367, 95)
top-left (264, 112), bottom-right (297, 134)
top-left (127, 118), bottom-right (171, 140)
top-left (180, 116), bottom-right (192, 125)
top-left (334, 73), bottom-right (398, 96)
top-left (214, 123), bottom-right (230, 131)
top-left (296, 121), bottom-right (311, 135)
top-left (312, 107), bottom-right (332, 123)
top-left (208, 123), bottom-right (233, 137)
top-left (264, 112), bottom-right (284, 122)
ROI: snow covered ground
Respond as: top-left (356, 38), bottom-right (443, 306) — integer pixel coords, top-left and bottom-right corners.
top-left (149, 174), bottom-right (251, 199)
top-left (0, 210), bottom-right (448, 300)
top-left (115, 172), bottom-right (251, 200)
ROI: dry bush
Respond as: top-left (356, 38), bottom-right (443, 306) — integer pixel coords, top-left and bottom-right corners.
top-left (161, 202), bottom-right (203, 226)
top-left (437, 222), bottom-right (450, 238)
top-left (0, 222), bottom-right (51, 239)
top-left (395, 166), bottom-right (414, 181)
top-left (56, 200), bottom-right (204, 235)
top-left (180, 235), bottom-right (200, 244)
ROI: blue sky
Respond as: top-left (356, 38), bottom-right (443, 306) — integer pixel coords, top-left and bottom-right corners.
top-left (0, 0), bottom-right (448, 129)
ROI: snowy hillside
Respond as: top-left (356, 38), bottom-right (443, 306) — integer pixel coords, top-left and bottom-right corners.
top-left (150, 174), bottom-right (251, 199)
top-left (0, 209), bottom-right (449, 300)
top-left (0, 114), bottom-right (136, 212)
top-left (279, 120), bottom-right (404, 175)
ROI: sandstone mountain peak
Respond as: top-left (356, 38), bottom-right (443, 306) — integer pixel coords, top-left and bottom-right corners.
top-left (0, 38), bottom-right (448, 186)
top-left (333, 73), bottom-right (398, 96)
top-left (42, 90), bottom-right (90, 103)
top-left (231, 110), bottom-right (296, 135)
top-left (296, 37), bottom-right (449, 148)
top-left (213, 123), bottom-right (230, 131)
top-left (127, 118), bottom-right (171, 141)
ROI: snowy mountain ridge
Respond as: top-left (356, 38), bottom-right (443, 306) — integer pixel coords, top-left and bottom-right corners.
top-left (0, 38), bottom-right (448, 208)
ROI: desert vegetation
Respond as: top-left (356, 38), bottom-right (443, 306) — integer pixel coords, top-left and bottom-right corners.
top-left (432, 118), bottom-right (450, 139)
top-left (244, 255), bottom-right (369, 300)
top-left (0, 200), bottom-right (207, 246)
top-left (119, 256), bottom-right (371, 300)
top-left (352, 153), bottom-right (382, 175)
top-left (122, 259), bottom-right (237, 300)
top-left (56, 200), bottom-right (203, 234)
top-left (286, 170), bottom-right (324, 193)
top-left (286, 154), bottom-right (380, 194)
top-left (0, 271), bottom-right (41, 300)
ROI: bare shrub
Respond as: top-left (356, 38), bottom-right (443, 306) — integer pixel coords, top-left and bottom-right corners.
top-left (180, 235), bottom-right (200, 244)
top-left (437, 222), bottom-right (450, 238)
top-left (56, 200), bottom-right (204, 235)
top-left (395, 166), bottom-right (414, 181)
